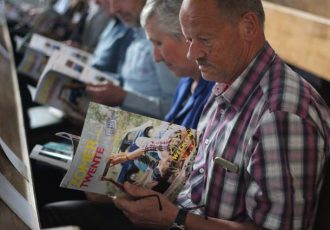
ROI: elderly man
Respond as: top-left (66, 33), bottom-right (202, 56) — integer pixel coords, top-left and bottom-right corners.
top-left (41, 0), bottom-right (329, 229)
top-left (113, 0), bottom-right (330, 229)
top-left (86, 0), bottom-right (179, 119)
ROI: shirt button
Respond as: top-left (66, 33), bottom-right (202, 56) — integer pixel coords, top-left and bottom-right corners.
top-left (204, 139), bottom-right (209, 145)
top-left (199, 168), bottom-right (205, 174)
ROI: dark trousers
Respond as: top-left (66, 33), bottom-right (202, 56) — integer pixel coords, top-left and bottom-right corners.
top-left (41, 200), bottom-right (147, 230)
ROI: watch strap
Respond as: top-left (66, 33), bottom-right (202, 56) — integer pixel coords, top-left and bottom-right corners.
top-left (168, 208), bottom-right (188, 230)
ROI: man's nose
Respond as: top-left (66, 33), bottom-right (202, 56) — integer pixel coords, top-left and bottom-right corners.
top-left (187, 41), bottom-right (205, 62)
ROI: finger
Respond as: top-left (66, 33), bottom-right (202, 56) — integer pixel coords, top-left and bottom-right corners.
top-left (123, 182), bottom-right (154, 197)
top-left (112, 195), bottom-right (133, 211)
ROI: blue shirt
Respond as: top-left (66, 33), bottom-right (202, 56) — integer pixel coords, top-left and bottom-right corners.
top-left (121, 28), bottom-right (179, 119)
top-left (91, 18), bottom-right (134, 77)
top-left (165, 77), bottom-right (214, 129)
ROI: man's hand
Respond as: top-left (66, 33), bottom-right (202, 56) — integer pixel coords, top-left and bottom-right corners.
top-left (113, 182), bottom-right (179, 229)
top-left (85, 192), bottom-right (114, 203)
top-left (86, 83), bottom-right (127, 106)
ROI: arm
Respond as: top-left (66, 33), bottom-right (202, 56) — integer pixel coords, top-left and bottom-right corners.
top-left (86, 82), bottom-right (126, 106)
top-left (113, 183), bottom-right (265, 230)
top-left (122, 91), bottom-right (172, 119)
top-left (108, 148), bottom-right (146, 166)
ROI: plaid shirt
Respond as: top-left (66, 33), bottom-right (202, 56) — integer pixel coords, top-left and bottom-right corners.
top-left (176, 42), bottom-right (330, 229)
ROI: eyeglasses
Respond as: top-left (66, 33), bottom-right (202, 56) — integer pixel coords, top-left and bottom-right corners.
top-left (134, 194), bottom-right (208, 219)
top-left (103, 179), bottom-right (208, 219)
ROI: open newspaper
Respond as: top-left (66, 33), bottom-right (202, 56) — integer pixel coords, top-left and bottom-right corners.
top-left (60, 102), bottom-right (199, 201)
top-left (18, 33), bottom-right (92, 81)
top-left (33, 51), bottom-right (119, 121)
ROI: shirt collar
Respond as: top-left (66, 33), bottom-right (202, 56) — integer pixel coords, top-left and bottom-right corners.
top-left (214, 42), bottom-right (276, 111)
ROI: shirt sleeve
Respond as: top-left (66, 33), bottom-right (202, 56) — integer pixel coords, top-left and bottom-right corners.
top-left (245, 110), bottom-right (327, 229)
top-left (121, 91), bottom-right (172, 119)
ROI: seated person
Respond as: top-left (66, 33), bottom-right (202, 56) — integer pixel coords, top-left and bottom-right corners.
top-left (40, 0), bottom-right (214, 228)
top-left (42, 0), bottom-right (330, 229)
top-left (85, 0), bottom-right (179, 119)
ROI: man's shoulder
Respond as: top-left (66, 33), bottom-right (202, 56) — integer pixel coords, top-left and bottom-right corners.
top-left (261, 64), bottom-right (320, 115)
top-left (260, 63), bottom-right (328, 119)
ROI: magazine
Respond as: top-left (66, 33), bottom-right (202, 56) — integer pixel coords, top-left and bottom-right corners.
top-left (29, 33), bottom-right (92, 64)
top-left (17, 48), bottom-right (48, 81)
top-left (18, 33), bottom-right (92, 81)
top-left (60, 102), bottom-right (199, 201)
top-left (30, 142), bottom-right (73, 170)
top-left (33, 51), bottom-right (119, 121)
top-left (30, 132), bottom-right (81, 170)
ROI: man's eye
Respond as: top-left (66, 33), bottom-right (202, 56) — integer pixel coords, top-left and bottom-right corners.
top-left (200, 38), bottom-right (210, 45)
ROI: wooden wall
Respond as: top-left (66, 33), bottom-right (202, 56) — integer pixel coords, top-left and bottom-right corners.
top-left (0, 21), bottom-right (39, 229)
top-left (265, 0), bottom-right (330, 18)
top-left (263, 1), bottom-right (330, 81)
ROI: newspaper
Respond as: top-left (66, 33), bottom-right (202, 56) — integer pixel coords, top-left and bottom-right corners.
top-left (60, 103), bottom-right (199, 201)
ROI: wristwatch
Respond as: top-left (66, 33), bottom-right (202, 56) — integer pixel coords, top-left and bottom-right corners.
top-left (168, 209), bottom-right (188, 230)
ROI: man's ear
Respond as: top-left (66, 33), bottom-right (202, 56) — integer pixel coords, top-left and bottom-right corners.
top-left (239, 12), bottom-right (259, 41)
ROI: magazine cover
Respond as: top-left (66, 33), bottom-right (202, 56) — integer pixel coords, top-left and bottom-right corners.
top-left (60, 102), bottom-right (199, 201)
top-left (29, 33), bottom-right (92, 64)
top-left (33, 51), bottom-right (119, 121)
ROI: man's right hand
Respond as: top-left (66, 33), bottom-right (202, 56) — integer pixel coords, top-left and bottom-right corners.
top-left (86, 82), bottom-right (127, 106)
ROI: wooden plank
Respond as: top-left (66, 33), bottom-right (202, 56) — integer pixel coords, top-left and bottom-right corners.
top-left (264, 1), bottom-right (330, 81)
top-left (264, 0), bottom-right (330, 18)
top-left (0, 19), bottom-right (40, 229)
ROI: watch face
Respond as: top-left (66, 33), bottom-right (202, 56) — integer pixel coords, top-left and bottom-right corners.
top-left (169, 226), bottom-right (184, 230)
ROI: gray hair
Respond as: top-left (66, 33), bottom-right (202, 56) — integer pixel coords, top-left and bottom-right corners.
top-left (215, 0), bottom-right (265, 24)
top-left (140, 0), bottom-right (183, 38)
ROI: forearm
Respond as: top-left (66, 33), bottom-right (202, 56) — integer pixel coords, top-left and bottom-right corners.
top-left (122, 91), bottom-right (172, 119)
top-left (127, 148), bottom-right (145, 159)
top-left (184, 213), bottom-right (266, 230)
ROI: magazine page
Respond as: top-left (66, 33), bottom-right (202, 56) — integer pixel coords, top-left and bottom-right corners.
top-left (17, 48), bottom-right (48, 81)
top-left (29, 33), bottom-right (92, 64)
top-left (44, 51), bottom-right (119, 85)
top-left (33, 51), bottom-right (119, 120)
top-left (34, 70), bottom-right (90, 121)
top-left (60, 103), bottom-right (198, 201)
top-left (30, 142), bottom-right (73, 170)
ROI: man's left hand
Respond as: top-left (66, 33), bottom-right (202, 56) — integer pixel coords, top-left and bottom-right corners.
top-left (113, 182), bottom-right (179, 229)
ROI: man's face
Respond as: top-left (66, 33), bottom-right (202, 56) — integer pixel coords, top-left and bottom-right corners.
top-left (180, 0), bottom-right (245, 83)
top-left (110, 0), bottom-right (146, 27)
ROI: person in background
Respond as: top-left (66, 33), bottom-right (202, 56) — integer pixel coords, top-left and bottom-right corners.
top-left (140, 0), bottom-right (214, 129)
top-left (86, 0), bottom-right (179, 119)
top-left (89, 0), bottom-right (135, 76)
top-left (68, 0), bottom-right (112, 52)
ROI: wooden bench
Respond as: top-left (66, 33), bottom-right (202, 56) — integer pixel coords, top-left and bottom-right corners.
top-left (0, 19), bottom-right (39, 229)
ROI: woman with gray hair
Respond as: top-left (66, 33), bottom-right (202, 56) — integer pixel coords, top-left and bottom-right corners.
top-left (141, 0), bottom-right (214, 129)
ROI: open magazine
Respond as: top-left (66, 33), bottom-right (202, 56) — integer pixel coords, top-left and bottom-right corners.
top-left (18, 33), bottom-right (92, 81)
top-left (29, 33), bottom-right (92, 63)
top-left (30, 142), bottom-right (73, 170)
top-left (30, 132), bottom-right (81, 170)
top-left (33, 51), bottom-right (119, 121)
top-left (60, 102), bottom-right (199, 201)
